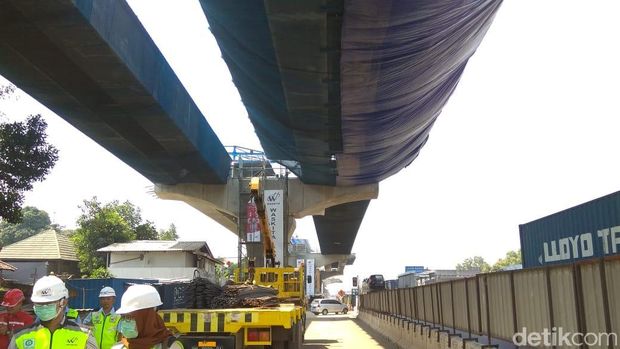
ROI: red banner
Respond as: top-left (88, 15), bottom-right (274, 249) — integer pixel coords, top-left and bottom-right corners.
top-left (246, 198), bottom-right (260, 242)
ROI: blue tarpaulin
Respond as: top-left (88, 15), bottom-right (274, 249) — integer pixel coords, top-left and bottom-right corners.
top-left (338, 0), bottom-right (502, 185)
top-left (201, 0), bottom-right (501, 186)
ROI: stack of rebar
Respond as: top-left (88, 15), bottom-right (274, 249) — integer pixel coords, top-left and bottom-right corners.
top-left (211, 284), bottom-right (279, 309)
top-left (185, 279), bottom-right (281, 309)
top-left (184, 278), bottom-right (223, 309)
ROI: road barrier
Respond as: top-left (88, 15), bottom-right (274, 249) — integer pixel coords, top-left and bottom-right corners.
top-left (359, 257), bottom-right (620, 349)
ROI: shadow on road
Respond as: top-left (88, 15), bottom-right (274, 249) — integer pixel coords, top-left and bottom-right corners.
top-left (306, 315), bottom-right (352, 322)
top-left (303, 339), bottom-right (340, 349)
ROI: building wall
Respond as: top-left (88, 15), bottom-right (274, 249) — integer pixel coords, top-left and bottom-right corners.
top-left (202, 260), bottom-right (216, 276)
top-left (1, 261), bottom-right (47, 285)
top-left (109, 251), bottom-right (194, 268)
top-left (108, 267), bottom-right (208, 280)
top-left (1, 260), bottom-right (79, 285)
top-left (107, 251), bottom-right (217, 280)
top-left (49, 260), bottom-right (81, 278)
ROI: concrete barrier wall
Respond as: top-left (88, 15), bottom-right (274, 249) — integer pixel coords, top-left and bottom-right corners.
top-left (357, 309), bottom-right (491, 349)
top-left (360, 257), bottom-right (620, 347)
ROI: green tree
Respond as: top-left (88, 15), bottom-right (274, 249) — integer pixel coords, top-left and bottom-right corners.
top-left (0, 113), bottom-right (58, 223)
top-left (158, 223), bottom-right (179, 241)
top-left (0, 206), bottom-right (51, 246)
top-left (115, 201), bottom-right (143, 231)
top-left (215, 258), bottom-right (237, 281)
top-left (72, 198), bottom-right (164, 277)
top-left (456, 256), bottom-right (490, 273)
top-left (491, 250), bottom-right (522, 271)
top-left (136, 220), bottom-right (158, 240)
top-left (90, 266), bottom-right (114, 278)
top-left (0, 85), bottom-right (16, 118)
top-left (72, 198), bottom-right (135, 276)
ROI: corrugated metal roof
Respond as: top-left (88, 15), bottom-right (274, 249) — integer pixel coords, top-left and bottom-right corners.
top-left (98, 240), bottom-right (176, 252)
top-left (98, 240), bottom-right (212, 255)
top-left (173, 241), bottom-right (209, 253)
top-left (0, 230), bottom-right (78, 261)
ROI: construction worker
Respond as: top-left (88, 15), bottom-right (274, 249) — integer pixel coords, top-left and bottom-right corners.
top-left (8, 275), bottom-right (97, 349)
top-left (47, 272), bottom-right (79, 322)
top-left (112, 285), bottom-right (172, 349)
top-left (0, 289), bottom-right (34, 349)
top-left (82, 287), bottom-right (120, 349)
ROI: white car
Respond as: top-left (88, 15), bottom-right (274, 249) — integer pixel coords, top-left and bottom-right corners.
top-left (310, 299), bottom-right (348, 315)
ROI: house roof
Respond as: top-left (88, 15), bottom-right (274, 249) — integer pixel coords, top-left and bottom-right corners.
top-left (0, 230), bottom-right (79, 261)
top-left (97, 240), bottom-right (220, 263)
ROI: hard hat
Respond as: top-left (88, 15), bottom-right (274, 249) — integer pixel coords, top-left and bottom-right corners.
top-left (116, 285), bottom-right (162, 315)
top-left (1, 289), bottom-right (25, 307)
top-left (31, 275), bottom-right (68, 303)
top-left (99, 287), bottom-right (116, 298)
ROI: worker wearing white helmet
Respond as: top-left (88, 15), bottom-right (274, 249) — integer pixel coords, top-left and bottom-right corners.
top-left (111, 285), bottom-right (171, 349)
top-left (82, 286), bottom-right (120, 349)
top-left (8, 275), bottom-right (97, 349)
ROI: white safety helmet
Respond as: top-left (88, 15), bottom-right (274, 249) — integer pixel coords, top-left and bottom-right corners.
top-left (31, 275), bottom-right (69, 303)
top-left (116, 285), bottom-right (162, 315)
top-left (99, 286), bottom-right (116, 298)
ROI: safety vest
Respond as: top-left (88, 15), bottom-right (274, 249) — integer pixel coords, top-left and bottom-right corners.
top-left (12, 322), bottom-right (89, 349)
top-left (67, 308), bottom-right (79, 321)
top-left (91, 311), bottom-right (120, 349)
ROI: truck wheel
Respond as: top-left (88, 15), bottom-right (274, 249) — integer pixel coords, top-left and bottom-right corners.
top-left (321, 309), bottom-right (328, 315)
top-left (288, 321), bottom-right (303, 349)
top-left (271, 340), bottom-right (286, 349)
top-left (343, 308), bottom-right (348, 314)
top-left (297, 321), bottom-right (304, 348)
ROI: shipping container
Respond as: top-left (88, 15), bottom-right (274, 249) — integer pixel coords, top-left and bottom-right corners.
top-left (397, 272), bottom-right (417, 288)
top-left (385, 279), bottom-right (398, 289)
top-left (159, 282), bottom-right (190, 309)
top-left (66, 278), bottom-right (158, 310)
top-left (519, 191), bottom-right (620, 268)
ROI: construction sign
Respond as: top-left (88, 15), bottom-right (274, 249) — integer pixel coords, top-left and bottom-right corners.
top-left (264, 190), bottom-right (284, 262)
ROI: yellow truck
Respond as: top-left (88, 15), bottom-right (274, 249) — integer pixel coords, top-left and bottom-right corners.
top-left (160, 176), bottom-right (306, 348)
top-left (159, 266), bottom-right (306, 349)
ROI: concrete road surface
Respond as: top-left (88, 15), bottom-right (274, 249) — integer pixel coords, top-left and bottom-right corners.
top-left (303, 311), bottom-right (398, 348)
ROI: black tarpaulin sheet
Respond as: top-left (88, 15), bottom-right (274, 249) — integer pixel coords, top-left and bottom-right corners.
top-left (338, 0), bottom-right (502, 185)
top-left (200, 0), bottom-right (340, 185)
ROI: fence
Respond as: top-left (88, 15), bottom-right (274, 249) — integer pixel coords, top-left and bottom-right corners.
top-left (360, 257), bottom-right (620, 348)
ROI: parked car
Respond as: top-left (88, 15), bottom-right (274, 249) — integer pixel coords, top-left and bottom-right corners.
top-left (361, 274), bottom-right (385, 294)
top-left (310, 299), bottom-right (348, 315)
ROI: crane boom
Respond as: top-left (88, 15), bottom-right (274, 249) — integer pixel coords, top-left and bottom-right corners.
top-left (249, 177), bottom-right (276, 267)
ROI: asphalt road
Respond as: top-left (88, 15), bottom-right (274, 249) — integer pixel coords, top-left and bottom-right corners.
top-left (303, 311), bottom-right (398, 349)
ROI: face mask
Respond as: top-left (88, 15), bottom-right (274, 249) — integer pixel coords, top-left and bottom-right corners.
top-left (33, 303), bottom-right (60, 322)
top-left (119, 319), bottom-right (139, 339)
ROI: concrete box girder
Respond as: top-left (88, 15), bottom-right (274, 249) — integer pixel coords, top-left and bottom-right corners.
top-left (287, 253), bottom-right (355, 270)
top-left (154, 178), bottom-right (378, 239)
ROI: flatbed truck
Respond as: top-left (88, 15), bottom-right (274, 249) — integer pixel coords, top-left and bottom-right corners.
top-left (160, 175), bottom-right (307, 348)
top-left (159, 266), bottom-right (306, 348)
